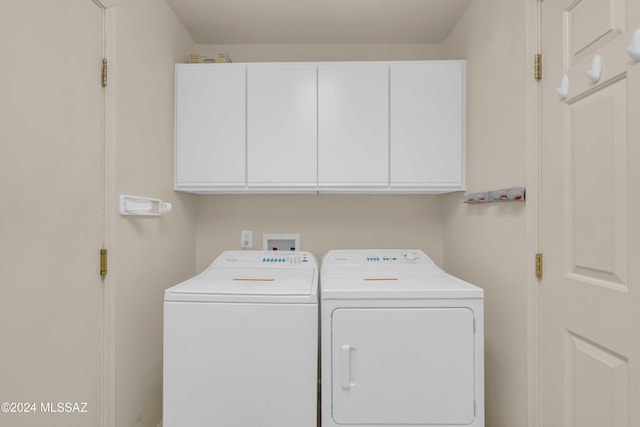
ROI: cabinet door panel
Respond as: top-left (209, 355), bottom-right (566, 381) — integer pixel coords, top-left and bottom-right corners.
top-left (247, 65), bottom-right (317, 188)
top-left (390, 62), bottom-right (465, 189)
top-left (175, 65), bottom-right (246, 189)
top-left (318, 64), bottom-right (389, 188)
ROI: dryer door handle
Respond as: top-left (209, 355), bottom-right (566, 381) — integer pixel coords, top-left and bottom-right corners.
top-left (340, 344), bottom-right (358, 389)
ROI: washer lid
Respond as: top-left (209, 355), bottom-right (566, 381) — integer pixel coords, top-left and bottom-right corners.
top-left (165, 268), bottom-right (317, 303)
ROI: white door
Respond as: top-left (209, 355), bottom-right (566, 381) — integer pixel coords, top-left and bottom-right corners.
top-left (174, 64), bottom-right (246, 190)
top-left (0, 1), bottom-right (105, 426)
top-left (318, 64), bottom-right (389, 189)
top-left (540, 1), bottom-right (640, 426)
top-left (247, 64), bottom-right (317, 190)
top-left (331, 308), bottom-right (475, 425)
top-left (390, 62), bottom-right (465, 190)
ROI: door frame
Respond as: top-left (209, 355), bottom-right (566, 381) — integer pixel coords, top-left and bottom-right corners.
top-left (93, 1), bottom-right (117, 426)
top-left (525, 1), bottom-right (542, 427)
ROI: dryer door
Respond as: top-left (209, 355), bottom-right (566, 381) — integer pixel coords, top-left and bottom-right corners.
top-left (331, 307), bottom-right (476, 425)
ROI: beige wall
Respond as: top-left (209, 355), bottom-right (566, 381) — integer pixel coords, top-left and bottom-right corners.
top-left (143, 4), bottom-right (533, 426)
top-left (194, 36), bottom-right (532, 427)
top-left (190, 45), bottom-right (448, 272)
top-left (0, 1), bottom-right (532, 426)
top-left (195, 43), bottom-right (444, 62)
top-left (196, 195), bottom-right (444, 270)
top-left (442, 0), bottom-right (529, 426)
top-left (0, 1), bottom-right (197, 426)
top-left (143, 10), bottom-right (533, 425)
top-left (112, 1), bottom-right (196, 426)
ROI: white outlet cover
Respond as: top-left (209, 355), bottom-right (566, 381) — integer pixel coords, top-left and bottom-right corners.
top-left (241, 230), bottom-right (253, 248)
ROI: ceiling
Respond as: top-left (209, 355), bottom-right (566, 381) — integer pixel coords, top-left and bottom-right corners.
top-left (165, 0), bottom-right (472, 45)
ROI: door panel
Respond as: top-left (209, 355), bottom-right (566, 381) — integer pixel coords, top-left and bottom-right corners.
top-left (331, 308), bottom-right (475, 425)
top-left (568, 78), bottom-right (628, 287)
top-left (540, 1), bottom-right (640, 426)
top-left (318, 64), bottom-right (389, 187)
top-left (0, 1), bottom-right (104, 426)
top-left (247, 65), bottom-right (317, 188)
top-left (565, 332), bottom-right (628, 427)
top-left (175, 65), bottom-right (246, 187)
top-left (566, 0), bottom-right (626, 63)
top-left (390, 62), bottom-right (465, 187)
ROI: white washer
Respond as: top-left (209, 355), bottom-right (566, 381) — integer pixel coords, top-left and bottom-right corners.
top-left (320, 250), bottom-right (484, 427)
top-left (164, 250), bottom-right (318, 427)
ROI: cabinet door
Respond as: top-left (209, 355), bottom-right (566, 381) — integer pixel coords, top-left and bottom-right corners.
top-left (390, 62), bottom-right (465, 190)
top-left (175, 64), bottom-right (246, 191)
top-left (318, 64), bottom-right (389, 190)
top-left (247, 65), bottom-right (317, 190)
top-left (331, 307), bottom-right (476, 425)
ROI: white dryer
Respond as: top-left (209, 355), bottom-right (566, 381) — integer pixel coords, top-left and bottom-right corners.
top-left (320, 249), bottom-right (484, 427)
top-left (163, 251), bottom-right (318, 427)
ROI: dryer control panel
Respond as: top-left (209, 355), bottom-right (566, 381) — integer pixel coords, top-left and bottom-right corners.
top-left (324, 250), bottom-right (434, 267)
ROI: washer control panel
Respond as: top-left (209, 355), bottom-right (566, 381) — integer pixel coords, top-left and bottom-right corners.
top-left (261, 255), bottom-right (310, 265)
top-left (212, 251), bottom-right (315, 268)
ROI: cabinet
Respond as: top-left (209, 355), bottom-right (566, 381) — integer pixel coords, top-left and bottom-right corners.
top-left (174, 61), bottom-right (466, 194)
top-left (174, 64), bottom-right (246, 192)
top-left (247, 64), bottom-right (317, 191)
top-left (390, 62), bottom-right (465, 191)
top-left (318, 63), bottom-right (389, 190)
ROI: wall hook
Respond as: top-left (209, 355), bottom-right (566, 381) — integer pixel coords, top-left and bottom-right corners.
top-left (555, 74), bottom-right (569, 100)
top-left (626, 29), bottom-right (640, 61)
top-left (463, 187), bottom-right (525, 204)
top-left (586, 54), bottom-right (602, 82)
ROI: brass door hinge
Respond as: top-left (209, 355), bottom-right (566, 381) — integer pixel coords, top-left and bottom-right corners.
top-left (101, 58), bottom-right (108, 87)
top-left (535, 253), bottom-right (543, 279)
top-left (100, 248), bottom-right (108, 277)
top-left (534, 54), bottom-right (542, 81)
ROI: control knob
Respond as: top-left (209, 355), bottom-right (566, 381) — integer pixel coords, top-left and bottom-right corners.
top-left (403, 252), bottom-right (418, 261)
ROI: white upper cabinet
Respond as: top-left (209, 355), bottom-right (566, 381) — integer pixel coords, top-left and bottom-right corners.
top-left (247, 64), bottom-right (317, 191)
top-left (390, 62), bottom-right (466, 191)
top-left (174, 61), bottom-right (466, 194)
top-left (318, 63), bottom-right (389, 190)
top-left (174, 64), bottom-right (246, 192)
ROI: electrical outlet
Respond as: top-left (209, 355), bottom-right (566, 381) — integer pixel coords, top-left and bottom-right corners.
top-left (240, 230), bottom-right (253, 249)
